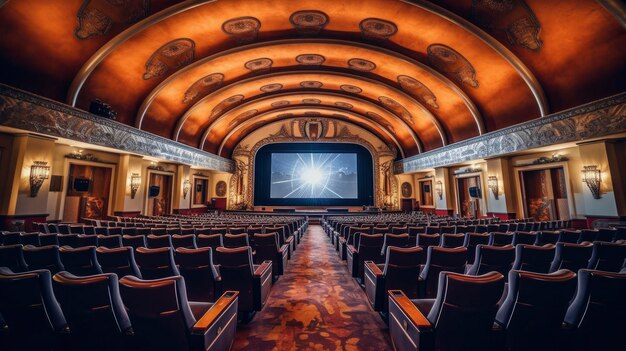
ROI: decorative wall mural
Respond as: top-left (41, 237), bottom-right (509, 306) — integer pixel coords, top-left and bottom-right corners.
top-left (397, 75), bottom-right (438, 109)
top-left (296, 54), bottom-right (326, 65)
top-left (340, 85), bottom-right (363, 94)
top-left (366, 111), bottom-right (396, 134)
top-left (359, 18), bottom-right (398, 41)
top-left (378, 96), bottom-right (413, 124)
top-left (182, 73), bottom-right (224, 104)
top-left (215, 180), bottom-right (227, 197)
top-left (401, 182), bottom-right (413, 198)
top-left (271, 100), bottom-right (290, 107)
top-left (244, 58), bottom-right (273, 72)
top-left (143, 38), bottom-right (195, 80)
top-left (228, 109), bottom-right (258, 127)
top-left (289, 10), bottom-right (329, 35)
top-left (222, 17), bottom-right (261, 44)
top-left (300, 81), bottom-right (323, 88)
top-left (208, 95), bottom-right (244, 120)
top-left (335, 102), bottom-right (353, 109)
top-left (302, 98), bottom-right (321, 104)
top-left (75, 0), bottom-right (149, 39)
top-left (427, 44), bottom-right (479, 88)
top-left (260, 83), bottom-right (283, 93)
top-left (347, 58), bottom-right (376, 72)
top-left (470, 0), bottom-right (542, 51)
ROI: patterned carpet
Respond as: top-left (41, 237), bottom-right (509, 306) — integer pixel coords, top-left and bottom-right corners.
top-left (232, 225), bottom-right (393, 351)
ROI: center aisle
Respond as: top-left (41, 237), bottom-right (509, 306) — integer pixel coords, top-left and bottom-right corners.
top-left (232, 225), bottom-right (394, 350)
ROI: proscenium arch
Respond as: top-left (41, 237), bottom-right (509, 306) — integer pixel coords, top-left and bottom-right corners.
top-left (217, 106), bottom-right (408, 157)
top-left (134, 38), bottom-right (484, 135)
top-left (173, 70), bottom-right (448, 150)
top-left (199, 90), bottom-right (423, 153)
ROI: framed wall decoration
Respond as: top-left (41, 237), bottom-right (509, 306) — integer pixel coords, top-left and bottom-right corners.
top-left (216, 180), bottom-right (227, 197)
top-left (401, 182), bottom-right (412, 198)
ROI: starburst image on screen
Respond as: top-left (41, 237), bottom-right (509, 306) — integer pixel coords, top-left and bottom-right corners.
top-left (270, 153), bottom-right (358, 199)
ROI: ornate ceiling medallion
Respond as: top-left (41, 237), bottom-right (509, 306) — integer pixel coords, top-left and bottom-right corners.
top-left (366, 111), bottom-right (396, 134)
top-left (260, 83), bottom-right (283, 93)
top-left (289, 10), bottom-right (329, 35)
top-left (75, 0), bottom-right (149, 40)
top-left (470, 0), bottom-right (542, 51)
top-left (302, 98), bottom-right (321, 104)
top-left (347, 58), bottom-right (376, 72)
top-left (271, 100), bottom-right (290, 107)
top-left (304, 120), bottom-right (325, 140)
top-left (300, 81), bottom-right (323, 89)
top-left (229, 109), bottom-right (258, 127)
top-left (359, 18), bottom-right (398, 41)
top-left (335, 102), bottom-right (353, 109)
top-left (182, 73), bottom-right (224, 104)
top-left (295, 54), bottom-right (326, 65)
top-left (209, 94), bottom-right (244, 120)
top-left (428, 44), bottom-right (479, 88)
top-left (143, 38), bottom-right (195, 80)
top-left (221, 17), bottom-right (261, 44)
top-left (378, 96), bottom-right (413, 124)
top-left (244, 58), bottom-right (273, 72)
top-left (397, 75), bottom-right (439, 109)
top-left (340, 85), bottom-right (363, 94)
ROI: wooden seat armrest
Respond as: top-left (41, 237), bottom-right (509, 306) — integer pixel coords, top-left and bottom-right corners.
top-left (192, 291), bottom-right (238, 333)
top-left (388, 290), bottom-right (432, 329)
top-left (347, 245), bottom-right (357, 254)
top-left (254, 260), bottom-right (273, 277)
top-left (365, 261), bottom-right (383, 277)
top-left (279, 244), bottom-right (289, 254)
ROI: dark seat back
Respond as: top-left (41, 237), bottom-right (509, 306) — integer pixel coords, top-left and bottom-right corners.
top-left (98, 234), bottom-right (122, 248)
top-left (549, 242), bottom-right (593, 273)
top-left (96, 246), bottom-right (142, 278)
top-left (558, 230), bottom-right (580, 243)
top-left (512, 244), bottom-right (556, 273)
top-left (383, 246), bottom-right (422, 299)
top-left (420, 246), bottom-right (468, 298)
top-left (440, 233), bottom-right (465, 248)
top-left (512, 231), bottom-right (537, 246)
top-left (135, 247), bottom-right (180, 279)
top-left (146, 234), bottom-right (173, 249)
top-left (253, 232), bottom-right (280, 264)
top-left (463, 233), bottom-right (490, 264)
top-left (489, 232), bottom-right (514, 246)
top-left (197, 233), bottom-right (224, 249)
top-left (122, 234), bottom-right (147, 249)
top-left (216, 246), bottom-right (255, 311)
top-left (587, 241), bottom-right (626, 272)
top-left (381, 233), bottom-right (409, 255)
top-left (59, 246), bottom-right (103, 276)
top-left (467, 244), bottom-right (515, 278)
top-left (23, 245), bottom-right (65, 274)
top-left (172, 234), bottom-right (197, 249)
top-left (0, 244), bottom-right (28, 272)
top-left (223, 233), bottom-right (249, 248)
top-left (175, 247), bottom-right (219, 302)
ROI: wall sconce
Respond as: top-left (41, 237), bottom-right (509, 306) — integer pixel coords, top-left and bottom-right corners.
top-left (30, 161), bottom-right (50, 197)
top-left (183, 179), bottom-right (191, 199)
top-left (435, 180), bottom-right (443, 200)
top-left (582, 165), bottom-right (601, 199)
top-left (487, 176), bottom-right (499, 200)
top-left (130, 173), bottom-right (141, 199)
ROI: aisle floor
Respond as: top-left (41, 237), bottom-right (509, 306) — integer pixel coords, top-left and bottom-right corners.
top-left (231, 225), bottom-right (394, 351)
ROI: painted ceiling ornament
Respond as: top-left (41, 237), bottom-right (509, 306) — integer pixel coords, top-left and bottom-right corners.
top-left (366, 111), bottom-right (396, 134)
top-left (427, 44), bottom-right (479, 88)
top-left (228, 109), bottom-right (258, 127)
top-left (397, 75), bottom-right (439, 109)
top-left (334, 101), bottom-right (353, 109)
top-left (260, 83), bottom-right (283, 93)
top-left (304, 120), bottom-right (325, 140)
top-left (300, 81), bottom-right (323, 89)
top-left (271, 100), bottom-right (290, 107)
top-left (244, 58), bottom-right (273, 72)
top-left (143, 38), bottom-right (195, 80)
top-left (289, 10), bottom-right (329, 35)
top-left (295, 54), bottom-right (326, 65)
top-left (347, 58), bottom-right (376, 72)
top-left (75, 0), bottom-right (149, 39)
top-left (302, 98), bottom-right (321, 104)
top-left (221, 16), bottom-right (261, 44)
top-left (378, 96), bottom-right (414, 124)
top-left (340, 84), bottom-right (363, 94)
top-left (470, 0), bottom-right (542, 51)
top-left (208, 94), bottom-right (244, 120)
top-left (359, 18), bottom-right (398, 41)
top-left (182, 73), bottom-right (224, 104)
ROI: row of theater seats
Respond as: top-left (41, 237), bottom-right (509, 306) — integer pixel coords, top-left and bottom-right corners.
top-left (321, 217), bottom-right (626, 351)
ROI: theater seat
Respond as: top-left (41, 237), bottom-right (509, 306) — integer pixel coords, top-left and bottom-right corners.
top-left (146, 234), bottom-right (173, 249)
top-left (223, 233), bottom-right (249, 248)
top-left (215, 246), bottom-right (272, 319)
top-left (122, 234), bottom-right (147, 249)
top-left (365, 246), bottom-right (422, 312)
top-left (135, 247), bottom-right (179, 279)
top-left (587, 241), bottom-right (626, 272)
top-left (440, 233), bottom-right (465, 248)
top-left (488, 232), bottom-right (514, 247)
top-left (511, 231), bottom-right (537, 246)
top-left (23, 245), bottom-right (65, 274)
top-left (419, 246), bottom-right (467, 298)
top-left (0, 268), bottom-right (67, 350)
top-left (59, 246), bottom-right (103, 276)
top-left (564, 269), bottom-right (626, 351)
top-left (463, 233), bottom-right (490, 265)
top-left (496, 269), bottom-right (577, 351)
top-left (197, 234), bottom-right (224, 249)
top-left (549, 242), bottom-right (593, 273)
top-left (388, 271), bottom-right (504, 351)
top-left (175, 247), bottom-right (220, 302)
top-left (511, 244), bottom-right (556, 274)
top-left (96, 246), bottom-right (142, 278)
top-left (467, 244), bottom-right (515, 279)
top-left (253, 233), bottom-right (289, 277)
top-left (381, 233), bottom-right (409, 255)
top-left (0, 244), bottom-right (28, 272)
top-left (52, 271), bottom-right (131, 351)
top-left (416, 233), bottom-right (441, 264)
top-left (97, 234), bottom-right (122, 248)
top-left (172, 234), bottom-right (198, 249)
top-left (119, 275), bottom-right (239, 351)
top-left (347, 233), bottom-right (384, 282)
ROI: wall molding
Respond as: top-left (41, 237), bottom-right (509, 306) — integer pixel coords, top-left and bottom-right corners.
top-left (0, 84), bottom-right (234, 172)
top-left (395, 93), bottom-right (626, 174)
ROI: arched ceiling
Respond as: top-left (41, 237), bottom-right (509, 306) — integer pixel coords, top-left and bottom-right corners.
top-left (0, 0), bottom-right (624, 160)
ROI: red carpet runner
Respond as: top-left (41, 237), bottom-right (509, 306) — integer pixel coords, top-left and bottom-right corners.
top-left (232, 225), bottom-right (394, 350)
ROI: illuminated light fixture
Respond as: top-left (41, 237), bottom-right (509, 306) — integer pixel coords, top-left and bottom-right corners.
top-left (487, 176), bottom-right (499, 200)
top-left (435, 180), bottom-right (443, 200)
top-left (183, 179), bottom-right (191, 199)
top-left (30, 161), bottom-right (50, 197)
top-left (130, 173), bottom-right (141, 199)
top-left (582, 165), bottom-right (601, 199)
